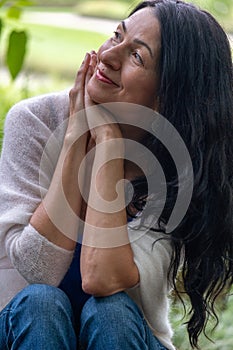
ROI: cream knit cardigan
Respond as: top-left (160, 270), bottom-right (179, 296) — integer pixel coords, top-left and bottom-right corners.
top-left (0, 91), bottom-right (175, 350)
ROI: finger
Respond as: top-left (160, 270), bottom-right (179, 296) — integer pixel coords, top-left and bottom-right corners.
top-left (69, 53), bottom-right (91, 114)
top-left (90, 51), bottom-right (97, 70)
top-left (84, 53), bottom-right (97, 108)
top-left (75, 52), bottom-right (91, 85)
top-left (84, 65), bottom-right (94, 108)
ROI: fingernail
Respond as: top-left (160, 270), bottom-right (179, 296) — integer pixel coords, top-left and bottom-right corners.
top-left (86, 52), bottom-right (92, 60)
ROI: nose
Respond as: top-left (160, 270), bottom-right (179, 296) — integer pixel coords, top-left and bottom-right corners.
top-left (99, 45), bottom-right (122, 71)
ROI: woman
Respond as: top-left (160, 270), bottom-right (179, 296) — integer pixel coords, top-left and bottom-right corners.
top-left (0, 1), bottom-right (232, 349)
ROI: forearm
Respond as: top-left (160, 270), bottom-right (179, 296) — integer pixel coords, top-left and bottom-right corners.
top-left (30, 53), bottom-right (92, 251)
top-left (81, 138), bottom-right (139, 295)
top-left (30, 134), bottom-right (87, 251)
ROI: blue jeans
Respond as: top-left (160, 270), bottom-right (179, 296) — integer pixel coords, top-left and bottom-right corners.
top-left (0, 285), bottom-right (167, 349)
top-left (80, 291), bottom-right (168, 350)
top-left (0, 284), bottom-right (77, 349)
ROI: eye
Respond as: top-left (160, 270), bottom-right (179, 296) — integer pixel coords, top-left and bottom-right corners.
top-left (112, 31), bottom-right (121, 42)
top-left (133, 51), bottom-right (144, 65)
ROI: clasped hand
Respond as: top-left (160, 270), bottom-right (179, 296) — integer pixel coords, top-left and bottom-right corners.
top-left (69, 51), bottom-right (123, 146)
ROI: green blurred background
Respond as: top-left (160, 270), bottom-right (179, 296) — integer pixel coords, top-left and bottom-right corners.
top-left (0, 1), bottom-right (233, 348)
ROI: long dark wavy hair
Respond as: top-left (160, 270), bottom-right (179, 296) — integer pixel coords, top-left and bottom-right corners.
top-left (128, 0), bottom-right (233, 348)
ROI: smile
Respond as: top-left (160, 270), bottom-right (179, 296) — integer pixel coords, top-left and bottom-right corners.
top-left (96, 69), bottom-right (118, 86)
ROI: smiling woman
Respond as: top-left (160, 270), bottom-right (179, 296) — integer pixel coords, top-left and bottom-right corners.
top-left (87, 9), bottom-right (160, 108)
top-left (0, 1), bottom-right (232, 350)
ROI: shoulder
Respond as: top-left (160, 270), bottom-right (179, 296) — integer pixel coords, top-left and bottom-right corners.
top-left (5, 89), bottom-right (70, 133)
top-left (1, 90), bottom-right (70, 167)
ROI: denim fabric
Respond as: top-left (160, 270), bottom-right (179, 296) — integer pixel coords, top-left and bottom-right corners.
top-left (59, 243), bottom-right (91, 330)
top-left (0, 285), bottom-right (168, 349)
top-left (0, 284), bottom-right (77, 349)
top-left (79, 291), bottom-right (168, 350)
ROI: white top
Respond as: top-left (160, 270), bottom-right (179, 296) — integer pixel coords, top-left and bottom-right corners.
top-left (0, 91), bottom-right (175, 350)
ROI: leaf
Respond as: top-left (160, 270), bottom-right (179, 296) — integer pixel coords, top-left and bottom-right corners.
top-left (7, 6), bottom-right (22, 20)
top-left (6, 30), bottom-right (27, 80)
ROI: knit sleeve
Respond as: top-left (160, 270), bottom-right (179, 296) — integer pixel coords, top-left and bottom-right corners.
top-left (0, 92), bottom-right (74, 286)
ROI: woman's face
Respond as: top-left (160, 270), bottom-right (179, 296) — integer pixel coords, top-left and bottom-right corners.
top-left (87, 8), bottom-right (161, 110)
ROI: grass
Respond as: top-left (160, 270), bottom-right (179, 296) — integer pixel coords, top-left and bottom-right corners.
top-left (24, 23), bottom-right (108, 79)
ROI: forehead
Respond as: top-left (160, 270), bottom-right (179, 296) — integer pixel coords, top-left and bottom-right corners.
top-left (124, 7), bottom-right (161, 54)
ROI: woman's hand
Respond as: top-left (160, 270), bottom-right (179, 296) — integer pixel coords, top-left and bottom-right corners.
top-left (69, 52), bottom-right (92, 116)
top-left (66, 52), bottom-right (94, 147)
top-left (30, 53), bottom-right (97, 250)
top-left (84, 52), bottom-right (123, 144)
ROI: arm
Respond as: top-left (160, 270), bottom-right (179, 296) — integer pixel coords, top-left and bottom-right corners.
top-left (30, 57), bottom-right (90, 250)
top-left (0, 56), bottom-right (91, 284)
top-left (79, 56), bottom-right (139, 296)
top-left (0, 92), bottom-right (75, 285)
top-left (81, 137), bottom-right (139, 296)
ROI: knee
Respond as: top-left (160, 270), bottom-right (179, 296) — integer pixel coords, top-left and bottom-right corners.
top-left (80, 292), bottom-right (145, 348)
top-left (81, 291), bottom-right (142, 326)
top-left (12, 284), bottom-right (72, 317)
top-left (6, 285), bottom-right (76, 347)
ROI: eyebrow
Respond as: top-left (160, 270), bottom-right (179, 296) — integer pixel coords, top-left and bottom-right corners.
top-left (121, 20), bottom-right (153, 58)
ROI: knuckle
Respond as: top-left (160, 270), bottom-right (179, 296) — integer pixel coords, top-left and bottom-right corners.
top-left (69, 88), bottom-right (76, 98)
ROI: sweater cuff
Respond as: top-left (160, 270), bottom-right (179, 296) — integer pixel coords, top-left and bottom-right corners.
top-left (11, 224), bottom-right (74, 286)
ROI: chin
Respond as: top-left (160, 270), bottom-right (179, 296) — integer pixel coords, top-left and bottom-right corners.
top-left (87, 90), bottom-right (111, 105)
top-left (87, 78), bottom-right (118, 105)
top-left (87, 82), bottom-right (103, 104)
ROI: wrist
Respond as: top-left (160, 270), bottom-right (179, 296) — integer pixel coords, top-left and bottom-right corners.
top-left (95, 127), bottom-right (123, 144)
top-left (63, 130), bottom-right (88, 151)
top-left (95, 137), bottom-right (125, 158)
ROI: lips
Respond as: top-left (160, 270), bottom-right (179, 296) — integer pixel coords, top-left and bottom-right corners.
top-left (96, 69), bottom-right (118, 86)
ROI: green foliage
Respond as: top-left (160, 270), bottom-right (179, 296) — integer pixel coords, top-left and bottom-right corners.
top-left (24, 23), bottom-right (107, 78)
top-left (0, 0), bottom-right (32, 80)
top-left (71, 0), bottom-right (233, 25)
top-left (74, 0), bottom-right (139, 19)
top-left (7, 5), bottom-right (22, 19)
top-left (0, 83), bottom-right (28, 150)
top-left (193, 0), bottom-right (233, 18)
top-left (6, 30), bottom-right (27, 79)
top-left (33, 0), bottom-right (77, 5)
top-left (193, 0), bottom-right (233, 31)
top-left (170, 290), bottom-right (233, 349)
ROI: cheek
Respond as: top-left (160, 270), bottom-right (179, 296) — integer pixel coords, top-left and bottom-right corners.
top-left (140, 76), bottom-right (158, 105)
top-left (86, 77), bottom-right (99, 102)
top-left (127, 76), bottom-right (156, 99)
